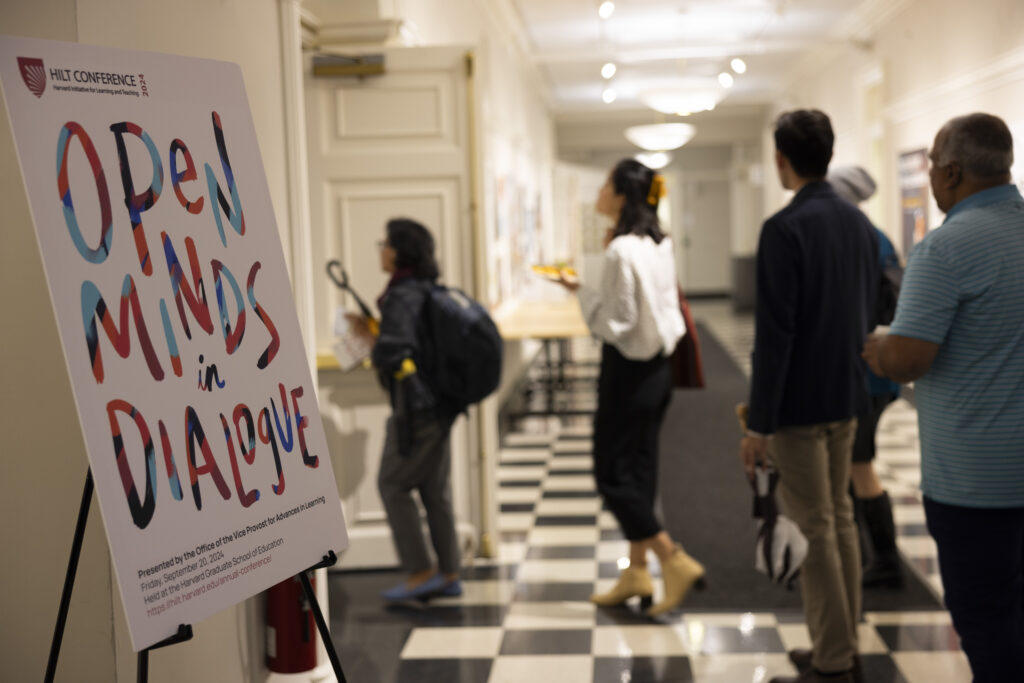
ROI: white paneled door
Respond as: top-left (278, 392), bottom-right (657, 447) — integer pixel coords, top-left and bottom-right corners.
top-left (306, 47), bottom-right (483, 569)
top-left (681, 176), bottom-right (732, 295)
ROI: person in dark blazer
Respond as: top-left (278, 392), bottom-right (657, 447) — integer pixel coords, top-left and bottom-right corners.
top-left (739, 110), bottom-right (879, 683)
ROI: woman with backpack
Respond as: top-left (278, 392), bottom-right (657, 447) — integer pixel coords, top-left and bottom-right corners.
top-left (348, 217), bottom-right (463, 602)
top-left (558, 158), bottom-right (706, 616)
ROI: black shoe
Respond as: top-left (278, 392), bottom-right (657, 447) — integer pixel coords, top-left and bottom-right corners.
top-left (787, 650), bottom-right (862, 680)
top-left (769, 668), bottom-right (855, 683)
top-left (862, 557), bottom-right (904, 588)
top-left (788, 648), bottom-right (813, 672)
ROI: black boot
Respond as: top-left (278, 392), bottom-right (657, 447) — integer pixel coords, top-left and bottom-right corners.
top-left (860, 491), bottom-right (903, 588)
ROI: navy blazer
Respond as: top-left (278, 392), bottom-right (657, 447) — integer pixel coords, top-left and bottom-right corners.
top-left (747, 181), bottom-right (879, 434)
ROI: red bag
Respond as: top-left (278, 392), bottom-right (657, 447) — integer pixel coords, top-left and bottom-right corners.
top-left (671, 285), bottom-right (705, 389)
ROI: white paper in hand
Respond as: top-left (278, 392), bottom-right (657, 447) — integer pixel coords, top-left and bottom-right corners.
top-left (332, 307), bottom-right (374, 371)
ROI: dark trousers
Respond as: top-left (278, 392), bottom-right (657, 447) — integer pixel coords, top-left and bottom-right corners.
top-left (592, 343), bottom-right (672, 541)
top-left (924, 497), bottom-right (1024, 682)
top-left (378, 413), bottom-right (460, 575)
top-left (851, 392), bottom-right (897, 463)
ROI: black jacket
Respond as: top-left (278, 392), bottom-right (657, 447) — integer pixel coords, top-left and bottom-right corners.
top-left (372, 274), bottom-right (460, 423)
top-left (747, 181), bottom-right (879, 434)
top-left (372, 276), bottom-right (441, 416)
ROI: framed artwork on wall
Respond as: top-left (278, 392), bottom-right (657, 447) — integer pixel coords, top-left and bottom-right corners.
top-left (898, 148), bottom-right (930, 258)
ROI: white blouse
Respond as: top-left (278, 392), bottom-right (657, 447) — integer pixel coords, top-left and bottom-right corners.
top-left (577, 234), bottom-right (685, 360)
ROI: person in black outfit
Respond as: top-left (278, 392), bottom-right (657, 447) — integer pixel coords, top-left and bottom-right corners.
top-left (348, 218), bottom-right (463, 602)
top-left (739, 111), bottom-right (879, 683)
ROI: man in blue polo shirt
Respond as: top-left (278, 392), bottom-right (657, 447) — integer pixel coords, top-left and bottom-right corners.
top-left (863, 112), bottom-right (1024, 683)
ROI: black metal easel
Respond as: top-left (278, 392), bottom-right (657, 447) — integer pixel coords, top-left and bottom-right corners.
top-left (45, 467), bottom-right (348, 683)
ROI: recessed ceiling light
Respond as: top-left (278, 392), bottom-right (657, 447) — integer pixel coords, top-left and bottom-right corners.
top-left (718, 72), bottom-right (735, 88)
top-left (731, 58), bottom-right (747, 74)
top-left (602, 87), bottom-right (617, 103)
top-left (598, 1), bottom-right (615, 19)
top-left (601, 62), bottom-right (617, 79)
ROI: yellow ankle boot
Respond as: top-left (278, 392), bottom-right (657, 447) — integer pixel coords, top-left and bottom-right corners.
top-left (590, 566), bottom-right (654, 607)
top-left (646, 547), bottom-right (706, 616)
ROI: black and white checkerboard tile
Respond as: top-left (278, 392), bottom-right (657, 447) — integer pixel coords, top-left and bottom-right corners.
top-left (381, 418), bottom-right (971, 683)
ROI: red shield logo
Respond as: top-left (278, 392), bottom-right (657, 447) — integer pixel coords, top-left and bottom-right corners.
top-left (17, 57), bottom-right (46, 98)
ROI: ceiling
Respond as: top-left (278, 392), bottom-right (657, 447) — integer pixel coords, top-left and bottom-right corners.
top-left (300, 0), bottom-right (879, 155)
top-left (511, 0), bottom-right (867, 120)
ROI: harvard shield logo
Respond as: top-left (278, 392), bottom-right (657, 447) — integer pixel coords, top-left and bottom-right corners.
top-left (17, 57), bottom-right (46, 98)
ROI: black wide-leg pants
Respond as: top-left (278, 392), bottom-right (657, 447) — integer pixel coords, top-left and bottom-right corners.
top-left (592, 343), bottom-right (672, 541)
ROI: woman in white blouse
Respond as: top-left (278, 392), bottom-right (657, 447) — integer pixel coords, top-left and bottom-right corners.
top-left (560, 158), bottom-right (705, 616)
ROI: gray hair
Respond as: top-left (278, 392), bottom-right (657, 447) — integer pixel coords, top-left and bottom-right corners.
top-left (936, 113), bottom-right (1014, 177)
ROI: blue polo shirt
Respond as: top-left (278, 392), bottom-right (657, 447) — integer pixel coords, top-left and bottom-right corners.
top-left (890, 184), bottom-right (1024, 508)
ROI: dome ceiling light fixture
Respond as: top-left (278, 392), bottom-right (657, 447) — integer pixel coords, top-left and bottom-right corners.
top-left (624, 123), bottom-right (696, 152)
top-left (640, 89), bottom-right (723, 117)
top-left (635, 151), bottom-right (672, 170)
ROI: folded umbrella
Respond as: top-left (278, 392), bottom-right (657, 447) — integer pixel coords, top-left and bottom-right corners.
top-left (737, 403), bottom-right (808, 590)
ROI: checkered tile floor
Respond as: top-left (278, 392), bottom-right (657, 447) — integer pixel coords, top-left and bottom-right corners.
top-left (328, 302), bottom-right (971, 682)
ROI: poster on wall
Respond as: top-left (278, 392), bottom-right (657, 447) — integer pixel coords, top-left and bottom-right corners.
top-left (898, 148), bottom-right (930, 257)
top-left (0, 35), bottom-right (348, 650)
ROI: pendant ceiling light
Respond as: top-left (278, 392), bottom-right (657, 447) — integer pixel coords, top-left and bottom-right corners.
top-left (624, 123), bottom-right (696, 152)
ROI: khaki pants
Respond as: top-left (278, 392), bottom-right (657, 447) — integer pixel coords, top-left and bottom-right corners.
top-left (771, 419), bottom-right (861, 672)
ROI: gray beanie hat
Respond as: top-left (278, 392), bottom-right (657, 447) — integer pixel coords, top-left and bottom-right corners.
top-left (827, 165), bottom-right (876, 204)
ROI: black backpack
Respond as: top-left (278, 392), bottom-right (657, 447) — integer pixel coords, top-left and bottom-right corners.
top-left (419, 284), bottom-right (503, 414)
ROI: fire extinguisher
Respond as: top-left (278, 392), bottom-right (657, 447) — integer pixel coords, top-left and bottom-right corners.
top-left (266, 573), bottom-right (317, 673)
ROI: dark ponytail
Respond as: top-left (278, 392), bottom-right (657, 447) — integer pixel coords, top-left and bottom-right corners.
top-left (610, 158), bottom-right (665, 244)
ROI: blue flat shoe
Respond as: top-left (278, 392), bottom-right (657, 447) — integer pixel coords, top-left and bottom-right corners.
top-left (435, 579), bottom-right (462, 597)
top-left (380, 573), bottom-right (450, 602)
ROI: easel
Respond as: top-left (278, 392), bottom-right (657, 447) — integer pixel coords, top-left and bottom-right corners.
top-left (44, 468), bottom-right (348, 683)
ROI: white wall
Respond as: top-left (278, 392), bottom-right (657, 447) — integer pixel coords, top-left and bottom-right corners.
top-left (0, 2), bottom-right (291, 681)
top-left (782, 0), bottom-right (1024, 254)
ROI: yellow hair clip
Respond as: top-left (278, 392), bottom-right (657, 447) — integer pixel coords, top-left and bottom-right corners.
top-left (647, 174), bottom-right (667, 206)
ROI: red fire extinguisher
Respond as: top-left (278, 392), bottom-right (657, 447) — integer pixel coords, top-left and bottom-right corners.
top-left (266, 573), bottom-right (317, 673)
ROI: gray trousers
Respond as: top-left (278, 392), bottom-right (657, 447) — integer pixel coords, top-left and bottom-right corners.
top-left (771, 418), bottom-right (862, 673)
top-left (378, 413), bottom-right (461, 575)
